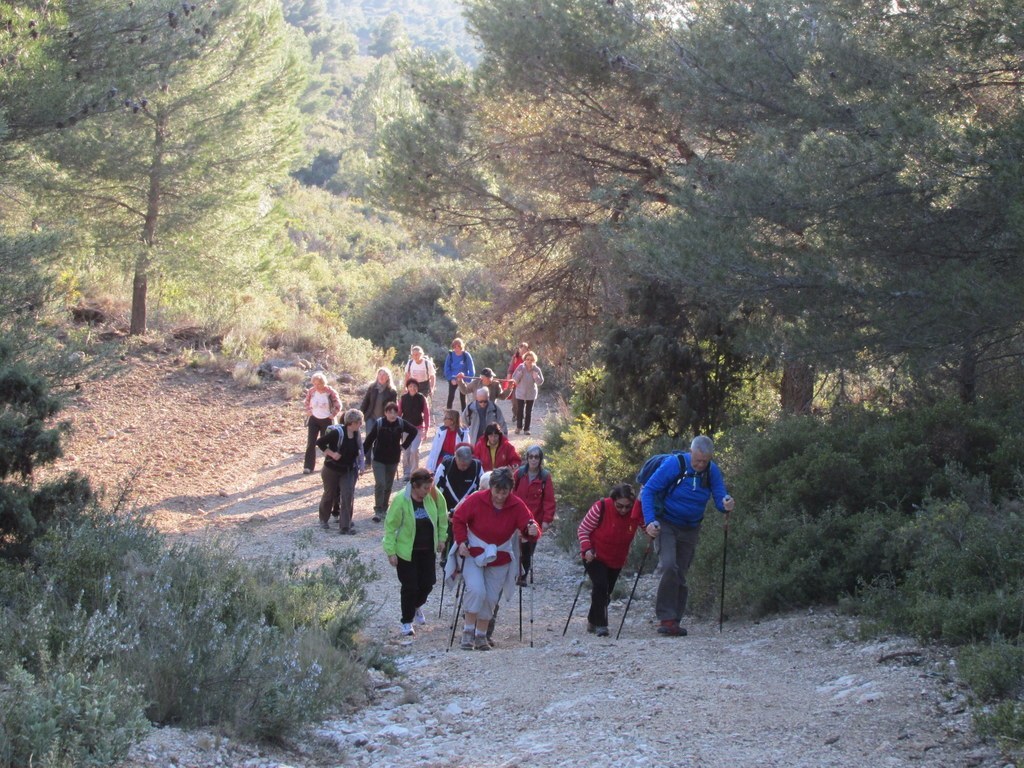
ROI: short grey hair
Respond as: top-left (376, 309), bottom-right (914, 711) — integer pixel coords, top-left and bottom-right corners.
top-left (489, 467), bottom-right (514, 491)
top-left (475, 387), bottom-right (489, 399)
top-left (454, 444), bottom-right (474, 461)
top-left (310, 371), bottom-right (327, 386)
top-left (690, 435), bottom-right (715, 456)
top-left (343, 408), bottom-right (364, 426)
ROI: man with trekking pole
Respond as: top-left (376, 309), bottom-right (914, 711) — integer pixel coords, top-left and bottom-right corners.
top-left (640, 435), bottom-right (734, 637)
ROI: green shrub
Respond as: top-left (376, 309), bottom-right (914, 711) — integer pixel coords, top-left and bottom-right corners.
top-left (958, 640), bottom-right (1024, 702)
top-left (857, 488), bottom-right (1024, 645)
top-left (544, 415), bottom-right (633, 553)
top-left (0, 508), bottom-right (377, 753)
top-left (0, 662), bottom-right (149, 768)
top-left (974, 701), bottom-right (1024, 756)
top-left (729, 400), bottom-right (1024, 517)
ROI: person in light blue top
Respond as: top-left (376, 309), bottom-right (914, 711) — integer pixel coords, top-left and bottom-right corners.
top-left (640, 435), bottom-right (735, 636)
top-left (443, 337), bottom-right (476, 411)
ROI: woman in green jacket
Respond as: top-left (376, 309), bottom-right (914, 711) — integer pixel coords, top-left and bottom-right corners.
top-left (383, 468), bottom-right (449, 637)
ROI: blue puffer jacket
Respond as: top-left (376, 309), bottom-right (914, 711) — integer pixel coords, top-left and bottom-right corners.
top-left (640, 452), bottom-right (729, 528)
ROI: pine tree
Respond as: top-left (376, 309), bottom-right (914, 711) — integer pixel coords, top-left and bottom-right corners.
top-left (39, 0), bottom-right (308, 334)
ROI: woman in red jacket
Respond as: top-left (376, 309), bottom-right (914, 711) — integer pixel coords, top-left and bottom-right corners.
top-left (512, 445), bottom-right (556, 585)
top-left (577, 483), bottom-right (649, 637)
top-left (472, 423), bottom-right (521, 472)
top-left (451, 467), bottom-right (539, 650)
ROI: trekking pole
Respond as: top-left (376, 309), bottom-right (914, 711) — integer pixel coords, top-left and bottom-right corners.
top-left (562, 574), bottom-right (586, 636)
top-left (529, 561), bottom-right (535, 648)
top-left (518, 580), bottom-right (523, 642)
top-left (616, 539), bottom-right (653, 640)
top-left (447, 557), bottom-right (465, 652)
top-left (438, 554), bottom-right (447, 619)
top-left (438, 537), bottom-right (453, 619)
top-left (719, 515), bottom-right (729, 633)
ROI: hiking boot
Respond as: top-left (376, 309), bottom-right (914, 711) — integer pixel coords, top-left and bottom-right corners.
top-left (320, 520), bottom-right (330, 530)
top-left (514, 427), bottom-right (521, 435)
top-left (515, 574), bottom-right (527, 587)
top-left (414, 608), bottom-right (426, 626)
top-left (303, 468), bottom-right (313, 475)
top-left (400, 623), bottom-right (415, 637)
top-left (586, 622), bottom-right (596, 634)
top-left (524, 430), bottom-right (530, 435)
top-left (474, 634), bottom-right (491, 651)
top-left (657, 620), bottom-right (687, 637)
top-left (595, 626), bottom-right (610, 637)
top-left (460, 630), bottom-right (475, 650)
top-left (371, 514), bottom-right (381, 523)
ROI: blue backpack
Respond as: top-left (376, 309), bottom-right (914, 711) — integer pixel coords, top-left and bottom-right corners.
top-left (636, 452), bottom-right (686, 488)
top-left (636, 452), bottom-right (709, 516)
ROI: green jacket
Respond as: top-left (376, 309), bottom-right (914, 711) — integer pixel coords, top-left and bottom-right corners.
top-left (382, 484), bottom-right (449, 561)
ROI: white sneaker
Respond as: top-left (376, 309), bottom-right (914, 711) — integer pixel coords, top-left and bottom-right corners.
top-left (414, 608), bottom-right (426, 625)
top-left (400, 623), bottom-right (415, 637)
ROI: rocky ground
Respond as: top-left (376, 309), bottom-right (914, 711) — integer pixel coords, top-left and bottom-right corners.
top-left (53, 353), bottom-right (1013, 768)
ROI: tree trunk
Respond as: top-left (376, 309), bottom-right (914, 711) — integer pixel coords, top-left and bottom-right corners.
top-left (957, 347), bottom-right (977, 404)
top-left (781, 360), bottom-right (814, 414)
top-left (129, 113), bottom-right (166, 336)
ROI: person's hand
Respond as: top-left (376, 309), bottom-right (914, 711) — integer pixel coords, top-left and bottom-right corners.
top-left (456, 372), bottom-right (464, 381)
top-left (388, 554), bottom-right (398, 567)
top-left (457, 542), bottom-right (470, 557)
top-left (645, 521), bottom-right (661, 538)
top-left (583, 549), bottom-right (595, 563)
top-left (326, 450), bottom-right (340, 461)
top-left (723, 494), bottom-right (735, 512)
top-left (526, 521), bottom-right (538, 537)
top-left (437, 540), bottom-right (447, 555)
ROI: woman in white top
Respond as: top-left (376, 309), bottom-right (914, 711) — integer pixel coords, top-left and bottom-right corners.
top-left (404, 345), bottom-right (436, 398)
top-left (425, 409), bottom-right (471, 473)
top-left (303, 372), bottom-right (342, 474)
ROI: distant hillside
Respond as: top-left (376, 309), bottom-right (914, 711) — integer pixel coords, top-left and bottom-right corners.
top-left (328, 0), bottom-right (478, 63)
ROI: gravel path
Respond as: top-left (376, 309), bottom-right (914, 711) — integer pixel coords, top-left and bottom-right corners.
top-left (54, 358), bottom-right (1009, 768)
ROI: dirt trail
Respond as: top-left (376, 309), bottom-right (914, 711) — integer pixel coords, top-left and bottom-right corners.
top-left (54, 358), bottom-right (1008, 768)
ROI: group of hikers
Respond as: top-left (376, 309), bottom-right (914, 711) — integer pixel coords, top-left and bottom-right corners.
top-left (302, 338), bottom-right (734, 644)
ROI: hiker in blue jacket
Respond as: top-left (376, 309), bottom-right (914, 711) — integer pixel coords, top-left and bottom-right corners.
top-left (640, 435), bottom-right (734, 636)
top-left (443, 337), bottom-right (476, 411)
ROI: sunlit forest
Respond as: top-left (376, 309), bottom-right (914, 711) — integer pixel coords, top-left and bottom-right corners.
top-left (3, 0), bottom-right (1024, 763)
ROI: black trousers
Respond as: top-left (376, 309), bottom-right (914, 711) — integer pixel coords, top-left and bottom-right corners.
top-left (396, 549), bottom-right (437, 623)
top-left (304, 416), bottom-right (333, 471)
top-left (520, 539), bottom-right (537, 578)
top-left (446, 381), bottom-right (467, 410)
top-left (513, 398), bottom-right (535, 431)
top-left (584, 559), bottom-right (622, 629)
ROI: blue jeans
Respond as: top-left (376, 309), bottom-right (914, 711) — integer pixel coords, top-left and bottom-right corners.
top-left (655, 521), bottom-right (701, 621)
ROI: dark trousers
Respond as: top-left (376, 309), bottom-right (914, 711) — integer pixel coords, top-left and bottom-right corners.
top-left (396, 549), bottom-right (437, 623)
top-left (655, 522), bottom-right (701, 621)
top-left (446, 381), bottom-right (467, 410)
top-left (372, 460), bottom-right (399, 516)
top-left (304, 416), bottom-right (333, 471)
top-left (584, 559), bottom-right (622, 629)
top-left (520, 539), bottom-right (537, 578)
top-left (513, 398), bottom-right (535, 431)
top-left (319, 465), bottom-right (358, 529)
